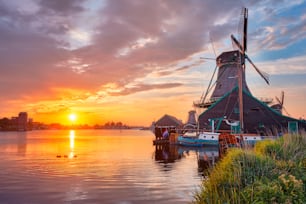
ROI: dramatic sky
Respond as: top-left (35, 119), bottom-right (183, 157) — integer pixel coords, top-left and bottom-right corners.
top-left (1, 0), bottom-right (306, 126)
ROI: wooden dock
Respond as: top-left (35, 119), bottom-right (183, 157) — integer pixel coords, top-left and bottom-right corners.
top-left (153, 139), bottom-right (169, 145)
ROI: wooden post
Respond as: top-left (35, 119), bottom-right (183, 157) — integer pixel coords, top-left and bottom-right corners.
top-left (238, 52), bottom-right (244, 134)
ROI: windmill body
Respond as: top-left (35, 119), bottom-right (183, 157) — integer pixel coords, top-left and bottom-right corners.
top-left (211, 50), bottom-right (251, 100)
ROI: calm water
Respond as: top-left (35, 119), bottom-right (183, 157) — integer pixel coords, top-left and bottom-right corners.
top-left (0, 129), bottom-right (219, 204)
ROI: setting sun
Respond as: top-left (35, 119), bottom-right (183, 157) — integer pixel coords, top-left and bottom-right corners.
top-left (69, 113), bottom-right (77, 122)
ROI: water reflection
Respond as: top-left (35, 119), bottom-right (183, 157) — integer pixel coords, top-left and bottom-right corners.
top-left (0, 131), bottom-right (28, 156)
top-left (17, 131), bottom-right (27, 156)
top-left (69, 130), bottom-right (75, 159)
top-left (154, 144), bottom-right (182, 163)
top-left (155, 144), bottom-right (220, 174)
top-left (56, 130), bottom-right (77, 158)
top-left (196, 147), bottom-right (220, 175)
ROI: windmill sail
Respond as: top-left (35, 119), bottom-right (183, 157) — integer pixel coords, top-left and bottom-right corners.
top-left (243, 7), bottom-right (248, 52)
top-left (245, 56), bottom-right (269, 84)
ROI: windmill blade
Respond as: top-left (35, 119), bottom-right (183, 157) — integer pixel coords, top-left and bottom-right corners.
top-left (200, 65), bottom-right (218, 103)
top-left (231, 34), bottom-right (243, 52)
top-left (237, 7), bottom-right (248, 52)
top-left (245, 55), bottom-right (270, 85)
top-left (274, 96), bottom-right (283, 114)
top-left (281, 91), bottom-right (284, 106)
top-left (209, 32), bottom-right (217, 57)
top-left (243, 7), bottom-right (248, 52)
top-left (275, 96), bottom-right (282, 106)
top-left (279, 91), bottom-right (289, 116)
top-left (200, 57), bottom-right (216, 60)
top-left (282, 106), bottom-right (290, 116)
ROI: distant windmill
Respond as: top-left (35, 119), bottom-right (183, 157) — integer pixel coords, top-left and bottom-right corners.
top-left (272, 91), bottom-right (290, 116)
top-left (186, 110), bottom-right (197, 125)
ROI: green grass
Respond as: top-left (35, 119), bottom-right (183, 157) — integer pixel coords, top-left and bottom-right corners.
top-left (193, 133), bottom-right (306, 204)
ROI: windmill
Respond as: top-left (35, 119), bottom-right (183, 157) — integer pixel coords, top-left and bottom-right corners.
top-left (197, 7), bottom-right (306, 135)
top-left (271, 91), bottom-right (290, 116)
top-left (276, 91), bottom-right (284, 113)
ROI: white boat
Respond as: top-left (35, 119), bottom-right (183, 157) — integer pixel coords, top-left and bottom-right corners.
top-left (238, 134), bottom-right (263, 146)
top-left (177, 131), bottom-right (219, 147)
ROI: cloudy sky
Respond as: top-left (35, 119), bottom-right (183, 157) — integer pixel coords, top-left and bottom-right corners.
top-left (1, 0), bottom-right (306, 126)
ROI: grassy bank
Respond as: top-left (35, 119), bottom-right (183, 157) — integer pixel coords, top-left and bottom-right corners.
top-left (194, 133), bottom-right (306, 203)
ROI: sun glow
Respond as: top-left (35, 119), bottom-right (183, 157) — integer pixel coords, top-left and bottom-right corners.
top-left (69, 113), bottom-right (77, 122)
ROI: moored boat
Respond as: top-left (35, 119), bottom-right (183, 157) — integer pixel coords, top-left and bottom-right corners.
top-left (238, 134), bottom-right (263, 146)
top-left (177, 131), bottom-right (219, 147)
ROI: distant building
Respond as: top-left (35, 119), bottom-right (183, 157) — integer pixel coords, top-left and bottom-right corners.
top-left (28, 118), bottom-right (33, 131)
top-left (0, 112), bottom-right (31, 131)
top-left (18, 112), bottom-right (28, 131)
top-left (10, 117), bottom-right (18, 129)
top-left (152, 114), bottom-right (183, 140)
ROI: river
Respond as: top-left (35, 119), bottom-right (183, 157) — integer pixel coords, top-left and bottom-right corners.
top-left (0, 129), bottom-right (219, 204)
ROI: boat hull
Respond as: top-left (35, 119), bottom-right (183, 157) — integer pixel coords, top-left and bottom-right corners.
top-left (177, 135), bottom-right (219, 147)
top-left (234, 135), bottom-right (263, 146)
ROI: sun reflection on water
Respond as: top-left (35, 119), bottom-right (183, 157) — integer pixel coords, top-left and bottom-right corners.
top-left (69, 130), bottom-right (75, 159)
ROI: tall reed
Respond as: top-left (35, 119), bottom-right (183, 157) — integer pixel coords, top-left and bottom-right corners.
top-left (193, 133), bottom-right (306, 204)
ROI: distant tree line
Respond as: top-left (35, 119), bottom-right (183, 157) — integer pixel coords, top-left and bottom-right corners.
top-left (0, 118), bottom-right (12, 130)
top-left (94, 121), bottom-right (129, 129)
top-left (0, 117), bottom-right (131, 131)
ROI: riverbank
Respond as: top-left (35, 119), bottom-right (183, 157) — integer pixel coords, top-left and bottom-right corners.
top-left (194, 133), bottom-right (306, 203)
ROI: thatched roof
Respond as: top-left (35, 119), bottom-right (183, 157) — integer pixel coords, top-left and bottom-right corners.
top-left (154, 114), bottom-right (183, 127)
